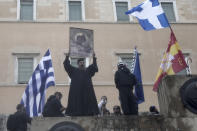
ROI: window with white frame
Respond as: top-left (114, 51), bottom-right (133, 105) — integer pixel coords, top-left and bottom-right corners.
top-left (20, 0), bottom-right (33, 20)
top-left (118, 54), bottom-right (134, 70)
top-left (115, 2), bottom-right (130, 22)
top-left (17, 0), bottom-right (36, 21)
top-left (161, 2), bottom-right (176, 22)
top-left (70, 57), bottom-right (89, 68)
top-left (18, 58), bottom-right (33, 84)
top-left (68, 1), bottom-right (82, 21)
top-left (13, 53), bottom-right (39, 84)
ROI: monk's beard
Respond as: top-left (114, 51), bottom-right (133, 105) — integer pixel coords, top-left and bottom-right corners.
top-left (79, 65), bottom-right (85, 70)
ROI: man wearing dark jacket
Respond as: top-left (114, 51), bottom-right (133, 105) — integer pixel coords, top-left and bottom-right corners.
top-left (114, 62), bottom-right (138, 115)
top-left (7, 104), bottom-right (31, 131)
top-left (42, 92), bottom-right (65, 117)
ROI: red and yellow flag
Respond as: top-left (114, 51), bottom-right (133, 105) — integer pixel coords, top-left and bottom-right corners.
top-left (153, 31), bottom-right (187, 91)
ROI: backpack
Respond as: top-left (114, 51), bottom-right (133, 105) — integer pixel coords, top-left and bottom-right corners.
top-left (7, 114), bottom-right (17, 131)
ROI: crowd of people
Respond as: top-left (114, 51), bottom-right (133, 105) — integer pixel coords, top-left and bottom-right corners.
top-left (41, 52), bottom-right (159, 117)
top-left (7, 52), bottom-right (159, 131)
top-left (42, 93), bottom-right (122, 117)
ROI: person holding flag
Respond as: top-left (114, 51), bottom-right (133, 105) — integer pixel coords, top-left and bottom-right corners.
top-left (21, 49), bottom-right (55, 117)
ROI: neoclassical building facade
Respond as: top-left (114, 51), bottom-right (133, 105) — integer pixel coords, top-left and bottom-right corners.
top-left (0, 0), bottom-right (197, 114)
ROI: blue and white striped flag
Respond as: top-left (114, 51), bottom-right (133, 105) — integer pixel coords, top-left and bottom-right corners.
top-left (131, 48), bottom-right (145, 104)
top-left (125, 0), bottom-right (169, 31)
top-left (21, 49), bottom-right (55, 117)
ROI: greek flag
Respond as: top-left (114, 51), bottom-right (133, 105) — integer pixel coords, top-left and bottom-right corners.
top-left (131, 48), bottom-right (145, 104)
top-left (125, 0), bottom-right (169, 31)
top-left (21, 49), bottom-right (55, 117)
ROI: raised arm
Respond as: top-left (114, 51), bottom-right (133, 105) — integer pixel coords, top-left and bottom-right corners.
top-left (63, 54), bottom-right (74, 78)
top-left (87, 53), bottom-right (98, 77)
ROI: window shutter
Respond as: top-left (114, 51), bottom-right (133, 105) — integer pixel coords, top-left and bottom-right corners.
top-left (20, 1), bottom-right (33, 20)
top-left (71, 57), bottom-right (87, 68)
top-left (18, 58), bottom-right (33, 84)
top-left (161, 2), bottom-right (176, 22)
top-left (116, 2), bottom-right (129, 22)
top-left (121, 57), bottom-right (134, 70)
top-left (118, 54), bottom-right (134, 70)
top-left (71, 58), bottom-right (79, 68)
top-left (69, 1), bottom-right (82, 21)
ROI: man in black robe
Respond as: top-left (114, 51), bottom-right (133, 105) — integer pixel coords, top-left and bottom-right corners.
top-left (114, 62), bottom-right (138, 115)
top-left (63, 53), bottom-right (99, 116)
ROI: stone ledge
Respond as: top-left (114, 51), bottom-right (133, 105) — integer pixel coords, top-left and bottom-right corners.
top-left (1, 114), bottom-right (197, 131)
top-left (31, 115), bottom-right (164, 131)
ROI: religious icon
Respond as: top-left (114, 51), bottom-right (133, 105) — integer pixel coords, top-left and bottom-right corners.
top-left (69, 27), bottom-right (94, 57)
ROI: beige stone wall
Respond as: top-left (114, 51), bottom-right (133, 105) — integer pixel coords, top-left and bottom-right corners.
top-left (37, 0), bottom-right (66, 21)
top-left (85, 0), bottom-right (100, 21)
top-left (177, 0), bottom-right (197, 22)
top-left (0, 0), bottom-right (197, 22)
top-left (89, 0), bottom-right (114, 22)
top-left (0, 0), bottom-right (17, 19)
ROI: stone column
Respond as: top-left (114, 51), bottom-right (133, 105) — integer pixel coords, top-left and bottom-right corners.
top-left (157, 75), bottom-right (197, 131)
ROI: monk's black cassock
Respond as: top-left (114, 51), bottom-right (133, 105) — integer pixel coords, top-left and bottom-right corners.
top-left (63, 55), bottom-right (99, 116)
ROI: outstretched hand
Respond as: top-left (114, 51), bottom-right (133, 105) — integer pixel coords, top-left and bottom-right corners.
top-left (93, 52), bottom-right (96, 57)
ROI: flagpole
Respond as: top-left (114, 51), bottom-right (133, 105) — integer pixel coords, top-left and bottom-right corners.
top-left (134, 45), bottom-right (137, 50)
top-left (168, 24), bottom-right (176, 38)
